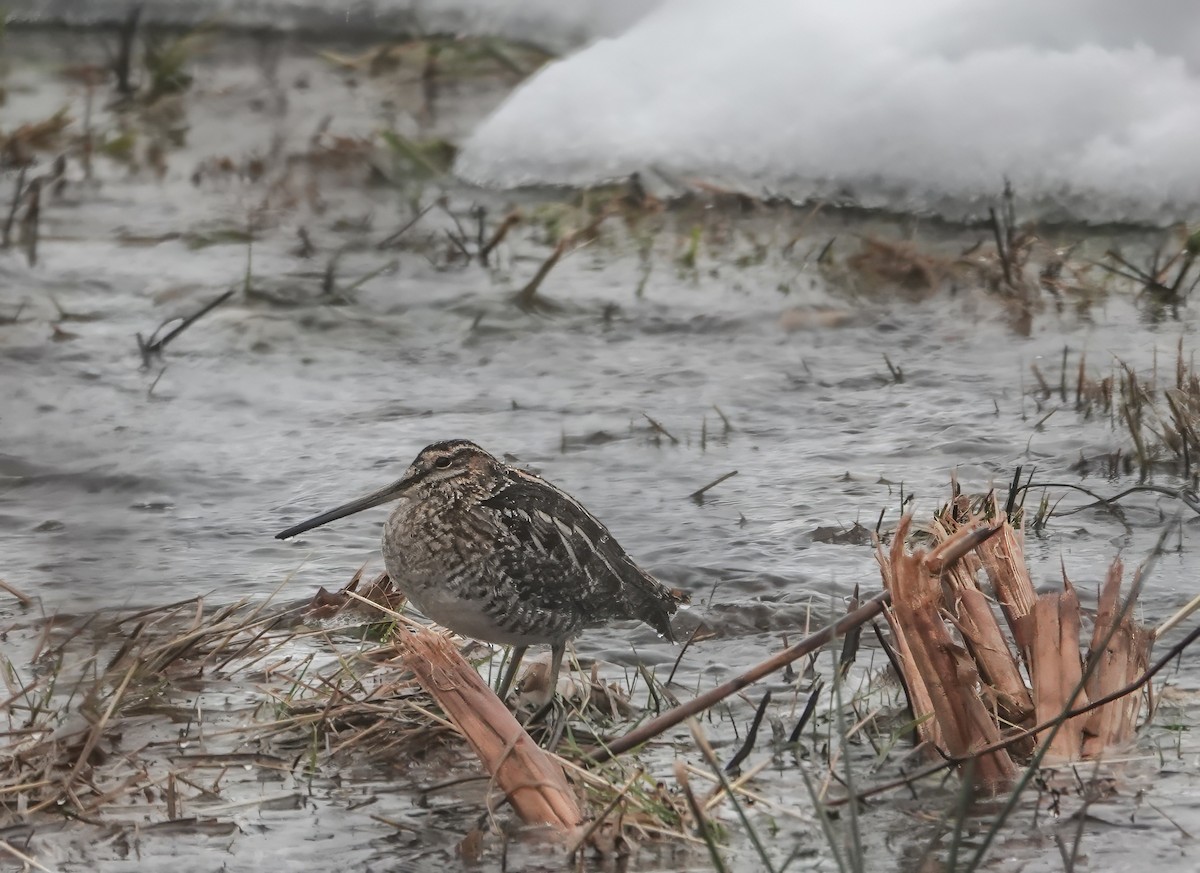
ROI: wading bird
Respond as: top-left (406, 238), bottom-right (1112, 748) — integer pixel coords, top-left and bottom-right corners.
top-left (276, 439), bottom-right (684, 704)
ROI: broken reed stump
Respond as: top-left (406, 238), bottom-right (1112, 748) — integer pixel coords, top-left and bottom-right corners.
top-left (398, 626), bottom-right (583, 834)
top-left (878, 499), bottom-right (1153, 788)
top-left (1083, 558), bottom-right (1151, 757)
top-left (880, 517), bottom-right (1017, 790)
top-left (1025, 577), bottom-right (1089, 761)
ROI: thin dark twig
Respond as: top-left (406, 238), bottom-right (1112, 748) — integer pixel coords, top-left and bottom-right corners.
top-left (147, 366), bottom-right (167, 397)
top-left (1092, 261), bottom-right (1151, 286)
top-left (712, 405), bottom-right (734, 433)
top-left (515, 240), bottom-right (568, 308)
top-left (472, 206), bottom-right (486, 254)
top-left (665, 623), bottom-right (702, 687)
top-left (838, 585), bottom-right (862, 676)
top-left (689, 470), bottom-right (738, 503)
top-left (641, 413), bottom-right (679, 445)
top-left (479, 211), bottom-right (521, 265)
top-left (1102, 249), bottom-right (1157, 283)
top-left (20, 178), bottom-right (42, 266)
top-left (113, 4), bottom-right (144, 96)
top-left (1013, 480), bottom-right (1200, 517)
top-left (989, 207), bottom-right (1012, 287)
top-left (1168, 252), bottom-right (1195, 297)
top-left (2, 166), bottom-right (27, 248)
top-left (787, 678), bottom-right (824, 744)
top-left (871, 622), bottom-right (917, 746)
top-left (723, 690), bottom-right (771, 773)
top-left (438, 200), bottom-right (470, 246)
top-left (376, 203), bottom-right (434, 249)
top-left (137, 288), bottom-right (235, 364)
top-left (1003, 465), bottom-right (1023, 518)
top-left (443, 228), bottom-right (471, 259)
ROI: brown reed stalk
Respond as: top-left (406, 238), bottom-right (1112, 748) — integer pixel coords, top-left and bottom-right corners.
top-left (880, 496), bottom-right (1153, 780)
top-left (1082, 559), bottom-right (1151, 756)
top-left (398, 626), bottom-right (582, 833)
top-left (879, 517), bottom-right (1017, 789)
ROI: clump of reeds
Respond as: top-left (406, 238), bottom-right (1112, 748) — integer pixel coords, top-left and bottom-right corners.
top-left (1068, 339), bottom-right (1200, 480)
top-left (816, 182), bottom-right (1123, 339)
top-left (1099, 226), bottom-right (1200, 309)
top-left (0, 108), bottom-right (72, 169)
top-left (1, 117), bottom-right (68, 267)
top-left (876, 494), bottom-right (1152, 791)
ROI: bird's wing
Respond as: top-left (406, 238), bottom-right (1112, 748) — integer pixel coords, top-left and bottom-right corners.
top-left (480, 469), bottom-right (680, 639)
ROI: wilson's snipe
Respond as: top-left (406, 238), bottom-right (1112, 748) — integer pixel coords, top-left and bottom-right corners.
top-left (276, 439), bottom-right (685, 702)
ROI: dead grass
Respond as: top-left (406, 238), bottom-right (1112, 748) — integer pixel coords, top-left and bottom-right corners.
top-left (1068, 339), bottom-right (1200, 479)
top-left (0, 576), bottom-right (444, 823)
top-left (318, 36), bottom-right (553, 82)
top-left (0, 109), bottom-right (73, 168)
top-left (0, 570), bottom-right (700, 858)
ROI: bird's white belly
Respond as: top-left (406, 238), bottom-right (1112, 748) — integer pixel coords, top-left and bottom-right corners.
top-left (406, 585), bottom-right (548, 647)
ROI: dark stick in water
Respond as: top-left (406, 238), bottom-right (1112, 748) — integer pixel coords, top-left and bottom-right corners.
top-left (137, 288), bottom-right (235, 366)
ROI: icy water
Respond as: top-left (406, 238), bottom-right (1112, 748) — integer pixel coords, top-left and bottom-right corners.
top-left (3, 26), bottom-right (1200, 873)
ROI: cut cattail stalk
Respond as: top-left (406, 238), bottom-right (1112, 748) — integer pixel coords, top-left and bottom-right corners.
top-left (1082, 559), bottom-right (1151, 756)
top-left (1026, 577), bottom-right (1088, 761)
top-left (974, 505), bottom-right (1038, 653)
top-left (878, 499), bottom-right (1153, 783)
top-left (399, 626), bottom-right (582, 833)
top-left (879, 516), bottom-right (1017, 789)
top-left (877, 546), bottom-right (942, 749)
top-left (937, 539), bottom-right (1034, 739)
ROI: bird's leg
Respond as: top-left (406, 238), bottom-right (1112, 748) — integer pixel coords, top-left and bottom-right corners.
top-left (522, 643), bottom-right (568, 745)
top-left (527, 643), bottom-right (565, 715)
top-left (495, 645), bottom-right (528, 700)
top-left (544, 642), bottom-right (565, 707)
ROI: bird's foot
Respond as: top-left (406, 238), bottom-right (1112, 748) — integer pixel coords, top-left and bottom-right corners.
top-left (521, 694), bottom-right (568, 751)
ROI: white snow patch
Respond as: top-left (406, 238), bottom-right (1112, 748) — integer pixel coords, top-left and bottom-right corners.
top-left (456, 0), bottom-right (1200, 222)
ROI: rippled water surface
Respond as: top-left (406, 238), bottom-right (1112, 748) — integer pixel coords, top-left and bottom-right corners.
top-left (3, 28), bottom-right (1200, 873)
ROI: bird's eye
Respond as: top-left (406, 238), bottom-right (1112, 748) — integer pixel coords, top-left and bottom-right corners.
top-left (434, 456), bottom-right (453, 469)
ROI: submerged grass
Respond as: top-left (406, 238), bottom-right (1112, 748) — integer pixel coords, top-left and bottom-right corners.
top-left (1059, 338), bottom-right (1200, 482)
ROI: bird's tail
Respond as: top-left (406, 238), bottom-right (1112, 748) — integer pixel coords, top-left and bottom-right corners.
top-left (640, 573), bottom-right (689, 643)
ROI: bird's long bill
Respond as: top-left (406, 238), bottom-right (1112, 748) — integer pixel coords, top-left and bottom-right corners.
top-left (275, 477), bottom-right (411, 540)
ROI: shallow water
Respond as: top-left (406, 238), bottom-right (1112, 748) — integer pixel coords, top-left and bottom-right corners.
top-left (3, 27), bottom-right (1200, 873)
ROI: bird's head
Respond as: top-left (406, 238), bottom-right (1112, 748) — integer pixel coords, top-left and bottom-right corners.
top-left (275, 439), bottom-right (505, 540)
